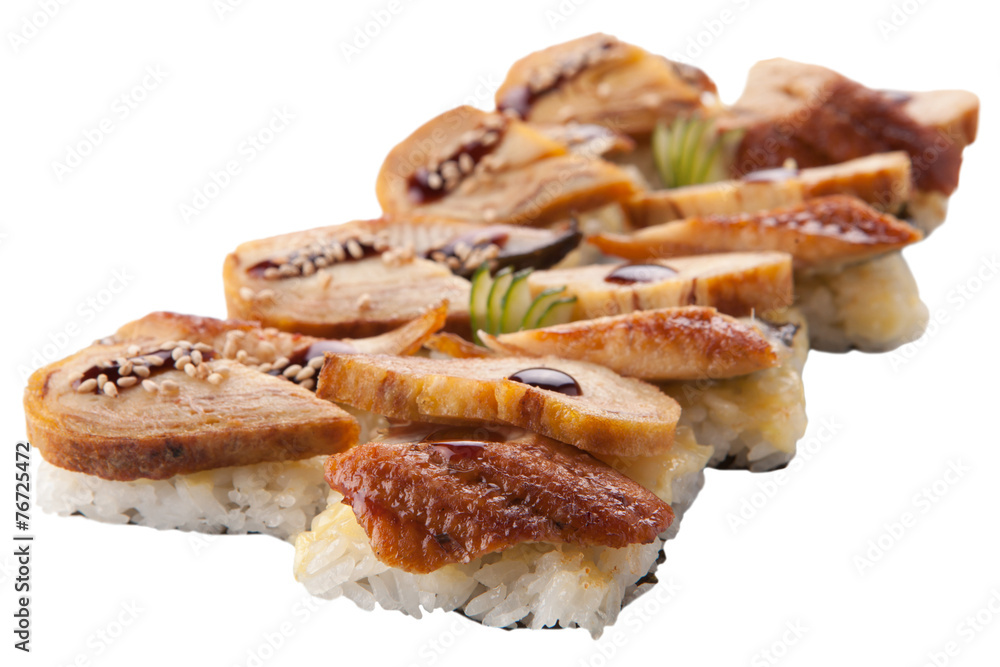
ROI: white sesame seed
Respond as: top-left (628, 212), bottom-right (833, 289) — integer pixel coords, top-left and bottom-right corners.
top-left (172, 347), bottom-right (185, 361)
top-left (97, 374), bottom-right (108, 387)
top-left (426, 172), bottom-right (444, 190)
top-left (184, 363), bottom-right (197, 377)
top-left (103, 382), bottom-right (118, 397)
top-left (145, 355), bottom-right (165, 366)
top-left (117, 376), bottom-right (138, 388)
top-left (346, 239), bottom-right (364, 259)
top-left (160, 341), bottom-right (178, 351)
top-left (190, 349), bottom-right (203, 365)
top-left (458, 153), bottom-right (474, 174)
top-left (77, 378), bottom-right (98, 393)
top-left (299, 379), bottom-right (315, 391)
top-left (264, 267), bottom-right (280, 280)
top-left (174, 355), bottom-right (191, 370)
top-left (142, 380), bottom-right (159, 393)
top-left (177, 340), bottom-right (193, 349)
top-left (127, 345), bottom-right (141, 357)
top-left (236, 350), bottom-right (249, 362)
top-left (207, 373), bottom-right (224, 385)
top-left (294, 366), bottom-right (315, 382)
top-left (330, 242), bottom-right (346, 261)
top-left (160, 380), bottom-right (179, 395)
top-left (239, 287), bottom-right (256, 301)
top-left (272, 356), bottom-right (290, 370)
top-left (283, 364), bottom-right (303, 378)
top-left (308, 356), bottom-right (325, 369)
top-left (194, 343), bottom-right (212, 352)
top-left (133, 365), bottom-right (151, 378)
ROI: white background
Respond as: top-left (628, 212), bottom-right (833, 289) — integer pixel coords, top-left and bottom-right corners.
top-left (3, 1), bottom-right (999, 665)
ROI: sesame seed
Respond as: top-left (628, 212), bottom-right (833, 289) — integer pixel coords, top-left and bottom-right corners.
top-left (142, 380), bottom-right (159, 393)
top-left (308, 356), bottom-right (325, 369)
top-left (177, 340), bottom-right (193, 349)
top-left (103, 382), bottom-right (118, 397)
top-left (127, 345), bottom-right (141, 357)
top-left (236, 350), bottom-right (249, 362)
top-left (160, 380), bottom-right (179, 395)
top-left (453, 241), bottom-right (471, 261)
top-left (184, 363), bottom-right (197, 377)
top-left (240, 287), bottom-right (256, 301)
top-left (294, 366), bottom-right (315, 382)
top-left (346, 239), bottom-right (364, 259)
top-left (272, 356), bottom-right (290, 370)
top-left (301, 260), bottom-right (316, 276)
top-left (313, 256), bottom-right (329, 269)
top-left (77, 378), bottom-right (98, 393)
top-left (194, 343), bottom-right (212, 352)
top-left (119, 360), bottom-right (133, 376)
top-left (299, 379), bottom-right (315, 391)
top-left (357, 293), bottom-right (372, 311)
top-left (258, 289), bottom-right (276, 301)
top-left (330, 242), bottom-right (346, 261)
top-left (207, 373), bottom-right (224, 385)
top-left (160, 341), bottom-right (178, 351)
top-left (145, 355), bottom-right (165, 366)
top-left (223, 339), bottom-right (238, 359)
top-left (133, 365), bottom-right (151, 378)
top-left (264, 267), bottom-right (280, 280)
top-left (458, 153), bottom-right (474, 174)
top-left (172, 347), bottom-right (185, 361)
top-left (258, 362), bottom-right (272, 372)
top-left (117, 376), bottom-right (138, 388)
top-left (97, 374), bottom-right (108, 387)
top-left (426, 172), bottom-right (444, 190)
top-left (283, 364), bottom-right (303, 378)
top-left (174, 355), bottom-right (192, 370)
top-left (190, 350), bottom-right (203, 365)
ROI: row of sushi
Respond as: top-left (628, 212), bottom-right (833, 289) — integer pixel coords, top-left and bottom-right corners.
top-left (25, 34), bottom-right (978, 635)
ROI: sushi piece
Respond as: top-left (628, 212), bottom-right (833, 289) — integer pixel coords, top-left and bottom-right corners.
top-left (591, 196), bottom-right (927, 352)
top-left (27, 309), bottom-right (445, 539)
top-left (376, 106), bottom-right (638, 226)
top-left (294, 423), bottom-right (711, 636)
top-left (494, 33), bottom-right (719, 137)
top-left (723, 58), bottom-right (980, 231)
top-left (315, 353), bottom-right (681, 458)
top-left (525, 251), bottom-right (794, 320)
top-left (224, 217), bottom-right (582, 338)
top-left (474, 306), bottom-right (807, 471)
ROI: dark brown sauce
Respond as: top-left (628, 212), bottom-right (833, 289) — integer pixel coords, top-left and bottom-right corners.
top-left (426, 227), bottom-right (509, 259)
top-left (74, 349), bottom-right (210, 390)
top-left (497, 40), bottom-right (616, 118)
top-left (507, 367), bottom-right (582, 397)
top-left (605, 263), bottom-right (678, 285)
top-left (743, 166), bottom-right (801, 183)
top-left (273, 340), bottom-right (357, 378)
top-left (248, 244), bottom-right (379, 278)
top-left (407, 126), bottom-right (508, 205)
top-left (758, 319), bottom-right (801, 348)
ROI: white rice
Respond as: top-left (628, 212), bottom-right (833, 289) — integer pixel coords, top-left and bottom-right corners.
top-left (38, 457), bottom-right (330, 542)
top-left (293, 429), bottom-right (710, 636)
top-left (795, 252), bottom-right (928, 353)
top-left (659, 312), bottom-right (809, 472)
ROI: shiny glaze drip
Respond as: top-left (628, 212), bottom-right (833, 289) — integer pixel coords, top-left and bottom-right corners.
top-left (604, 263), bottom-right (678, 285)
top-left (429, 441), bottom-right (488, 460)
top-left (407, 124), bottom-right (508, 204)
top-left (497, 39), bottom-right (616, 118)
top-left (507, 367), bottom-right (582, 397)
top-left (743, 166), bottom-right (801, 183)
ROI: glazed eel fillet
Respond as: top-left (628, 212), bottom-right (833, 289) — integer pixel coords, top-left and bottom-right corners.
top-left (594, 195), bottom-right (928, 352)
top-left (27, 308), bottom-right (445, 539)
top-left (296, 355), bottom-right (712, 634)
top-left (224, 216), bottom-right (583, 338)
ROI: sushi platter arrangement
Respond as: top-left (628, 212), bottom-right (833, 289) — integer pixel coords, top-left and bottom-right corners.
top-left (24, 34), bottom-right (979, 636)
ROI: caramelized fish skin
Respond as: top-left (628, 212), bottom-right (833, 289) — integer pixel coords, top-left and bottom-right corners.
top-left (326, 434), bottom-right (674, 574)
